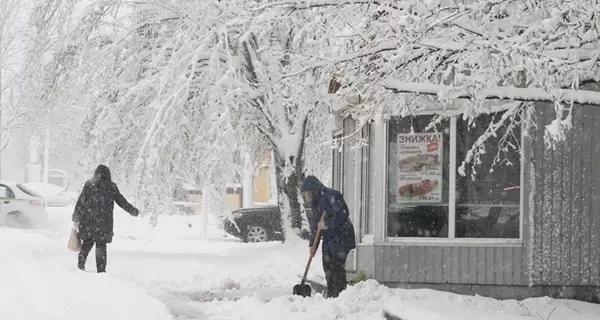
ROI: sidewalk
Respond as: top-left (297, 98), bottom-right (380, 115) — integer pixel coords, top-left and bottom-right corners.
top-left (2, 211), bottom-right (599, 320)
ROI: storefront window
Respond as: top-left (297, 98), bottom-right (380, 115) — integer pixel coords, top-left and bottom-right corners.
top-left (455, 114), bottom-right (520, 238)
top-left (387, 116), bottom-right (450, 237)
top-left (386, 112), bottom-right (521, 240)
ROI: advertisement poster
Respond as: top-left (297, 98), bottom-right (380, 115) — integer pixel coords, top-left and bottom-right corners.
top-left (395, 132), bottom-right (443, 203)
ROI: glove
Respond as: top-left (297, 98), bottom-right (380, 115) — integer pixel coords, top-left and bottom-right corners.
top-left (132, 208), bottom-right (140, 217)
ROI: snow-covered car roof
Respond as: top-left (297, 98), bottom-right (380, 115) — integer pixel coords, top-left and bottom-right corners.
top-left (0, 181), bottom-right (42, 200)
top-left (20, 182), bottom-right (77, 207)
top-left (22, 182), bottom-right (66, 196)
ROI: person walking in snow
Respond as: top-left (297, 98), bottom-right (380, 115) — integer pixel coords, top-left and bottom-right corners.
top-left (301, 175), bottom-right (356, 298)
top-left (72, 165), bottom-right (139, 273)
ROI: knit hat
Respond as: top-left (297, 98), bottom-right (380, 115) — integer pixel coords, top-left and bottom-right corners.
top-left (300, 175), bottom-right (325, 192)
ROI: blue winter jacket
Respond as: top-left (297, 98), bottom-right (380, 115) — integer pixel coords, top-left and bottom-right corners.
top-left (303, 176), bottom-right (356, 256)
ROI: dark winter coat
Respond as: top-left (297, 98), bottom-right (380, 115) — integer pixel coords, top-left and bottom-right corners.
top-left (72, 165), bottom-right (139, 243)
top-left (302, 176), bottom-right (356, 256)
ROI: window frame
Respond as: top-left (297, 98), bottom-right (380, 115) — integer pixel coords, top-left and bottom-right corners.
top-left (384, 114), bottom-right (524, 246)
top-left (332, 129), bottom-right (344, 194)
top-left (360, 124), bottom-right (374, 243)
top-left (333, 120), bottom-right (375, 244)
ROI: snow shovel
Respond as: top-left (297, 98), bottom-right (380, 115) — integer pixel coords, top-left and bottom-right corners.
top-left (293, 228), bottom-right (322, 297)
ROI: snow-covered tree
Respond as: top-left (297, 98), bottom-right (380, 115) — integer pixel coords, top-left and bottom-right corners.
top-left (54, 1), bottom-right (334, 235)
top-left (18, 0), bottom-right (88, 184)
top-left (26, 0), bottom-right (598, 236)
top-left (0, 0), bottom-right (28, 177)
top-left (233, 10), bottom-right (335, 231)
top-left (252, 0), bottom-right (600, 174)
top-left (41, 1), bottom-right (264, 223)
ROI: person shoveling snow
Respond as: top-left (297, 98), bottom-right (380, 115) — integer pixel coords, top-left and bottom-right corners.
top-left (299, 175), bottom-right (356, 298)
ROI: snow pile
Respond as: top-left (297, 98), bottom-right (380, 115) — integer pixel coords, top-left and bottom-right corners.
top-left (4, 208), bottom-right (600, 320)
top-left (202, 280), bottom-right (600, 320)
top-left (0, 228), bottom-right (172, 320)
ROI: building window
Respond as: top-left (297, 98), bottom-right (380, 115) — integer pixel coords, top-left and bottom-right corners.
top-left (386, 112), bottom-right (521, 240)
top-left (334, 118), bottom-right (373, 240)
top-left (455, 113), bottom-right (521, 238)
top-left (387, 116), bottom-right (450, 238)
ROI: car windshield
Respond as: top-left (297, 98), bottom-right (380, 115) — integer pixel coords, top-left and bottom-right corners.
top-left (17, 184), bottom-right (42, 197)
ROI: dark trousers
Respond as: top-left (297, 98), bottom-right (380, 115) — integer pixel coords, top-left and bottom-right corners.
top-left (322, 251), bottom-right (348, 298)
top-left (78, 239), bottom-right (107, 273)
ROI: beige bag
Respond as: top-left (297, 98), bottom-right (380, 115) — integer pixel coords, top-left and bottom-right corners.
top-left (67, 227), bottom-right (81, 251)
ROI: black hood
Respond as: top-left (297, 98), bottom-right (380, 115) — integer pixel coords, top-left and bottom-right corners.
top-left (94, 165), bottom-right (112, 182)
top-left (301, 175), bottom-right (325, 193)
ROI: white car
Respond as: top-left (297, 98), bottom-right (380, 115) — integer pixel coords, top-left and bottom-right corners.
top-left (21, 182), bottom-right (77, 207)
top-left (0, 182), bottom-right (49, 228)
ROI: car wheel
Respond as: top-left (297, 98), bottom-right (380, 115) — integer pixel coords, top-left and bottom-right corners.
top-left (244, 225), bottom-right (269, 242)
top-left (6, 212), bottom-right (31, 229)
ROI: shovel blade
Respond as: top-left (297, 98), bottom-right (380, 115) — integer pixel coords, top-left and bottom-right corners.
top-left (293, 284), bottom-right (312, 297)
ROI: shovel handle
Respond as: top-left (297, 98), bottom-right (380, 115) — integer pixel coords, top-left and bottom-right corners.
top-left (301, 228), bottom-right (322, 285)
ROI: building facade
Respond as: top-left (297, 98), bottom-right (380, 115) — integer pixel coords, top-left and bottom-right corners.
top-left (337, 103), bottom-right (600, 301)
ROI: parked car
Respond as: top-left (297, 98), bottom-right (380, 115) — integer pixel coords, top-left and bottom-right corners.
top-left (21, 182), bottom-right (77, 207)
top-left (0, 181), bottom-right (49, 228)
top-left (224, 206), bottom-right (284, 242)
top-left (455, 205), bottom-right (520, 238)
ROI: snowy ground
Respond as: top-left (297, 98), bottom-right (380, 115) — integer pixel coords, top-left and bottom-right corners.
top-left (2, 208), bottom-right (600, 320)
